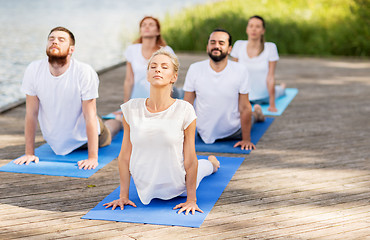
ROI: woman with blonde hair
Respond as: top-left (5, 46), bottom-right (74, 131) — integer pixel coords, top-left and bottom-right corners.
top-left (104, 49), bottom-right (219, 214)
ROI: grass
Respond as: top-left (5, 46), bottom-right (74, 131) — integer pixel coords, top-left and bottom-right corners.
top-left (161, 0), bottom-right (370, 56)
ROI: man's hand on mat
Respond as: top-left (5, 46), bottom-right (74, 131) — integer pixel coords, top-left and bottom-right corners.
top-left (268, 106), bottom-right (278, 112)
top-left (234, 140), bottom-right (256, 150)
top-left (103, 198), bottom-right (137, 210)
top-left (14, 155), bottom-right (39, 165)
top-left (77, 158), bottom-right (98, 170)
top-left (173, 200), bottom-right (203, 215)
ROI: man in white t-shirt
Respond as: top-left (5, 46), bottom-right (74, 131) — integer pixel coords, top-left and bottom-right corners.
top-left (15, 27), bottom-right (122, 169)
top-left (183, 29), bottom-right (264, 150)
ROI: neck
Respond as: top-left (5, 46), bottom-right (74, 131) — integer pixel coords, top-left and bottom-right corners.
top-left (147, 86), bottom-right (174, 112)
top-left (141, 37), bottom-right (160, 59)
top-left (142, 37), bottom-right (159, 49)
top-left (49, 57), bottom-right (71, 77)
top-left (247, 38), bottom-right (262, 48)
top-left (209, 57), bottom-right (228, 73)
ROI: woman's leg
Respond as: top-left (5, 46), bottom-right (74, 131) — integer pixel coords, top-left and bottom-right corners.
top-left (180, 156), bottom-right (220, 196)
top-left (274, 84), bottom-right (286, 99)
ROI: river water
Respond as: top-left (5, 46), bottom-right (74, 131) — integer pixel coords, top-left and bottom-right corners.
top-left (0, 0), bottom-right (210, 110)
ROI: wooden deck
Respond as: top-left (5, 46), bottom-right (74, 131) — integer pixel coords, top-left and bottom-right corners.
top-left (0, 53), bottom-right (369, 239)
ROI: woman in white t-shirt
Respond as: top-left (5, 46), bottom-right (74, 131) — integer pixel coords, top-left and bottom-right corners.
top-left (231, 15), bottom-right (286, 112)
top-left (104, 49), bottom-right (220, 215)
top-left (123, 16), bottom-right (177, 102)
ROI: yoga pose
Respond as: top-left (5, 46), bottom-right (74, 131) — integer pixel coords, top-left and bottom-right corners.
top-left (183, 29), bottom-right (265, 151)
top-left (104, 49), bottom-right (220, 215)
top-left (15, 27), bottom-right (122, 170)
top-left (231, 15), bottom-right (285, 112)
top-left (123, 16), bottom-right (177, 102)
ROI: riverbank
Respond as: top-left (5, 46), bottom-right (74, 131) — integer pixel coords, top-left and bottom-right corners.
top-left (0, 54), bottom-right (369, 239)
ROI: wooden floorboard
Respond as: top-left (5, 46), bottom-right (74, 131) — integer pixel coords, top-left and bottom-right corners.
top-left (0, 54), bottom-right (369, 239)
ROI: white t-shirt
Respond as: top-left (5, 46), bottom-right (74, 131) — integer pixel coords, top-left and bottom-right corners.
top-left (21, 58), bottom-right (100, 155)
top-left (124, 44), bottom-right (175, 99)
top-left (183, 60), bottom-right (251, 144)
top-left (230, 41), bottom-right (279, 100)
top-left (121, 98), bottom-right (196, 205)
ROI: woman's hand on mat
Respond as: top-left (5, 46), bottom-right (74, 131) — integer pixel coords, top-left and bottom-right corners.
top-left (77, 158), bottom-right (98, 170)
top-left (14, 155), bottom-right (39, 165)
top-left (103, 198), bottom-right (137, 210)
top-left (234, 140), bottom-right (256, 150)
top-left (173, 200), bottom-right (203, 215)
top-left (268, 105), bottom-right (278, 112)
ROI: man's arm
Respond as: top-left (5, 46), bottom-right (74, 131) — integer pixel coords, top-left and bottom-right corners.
top-left (234, 93), bottom-right (255, 150)
top-left (14, 95), bottom-right (40, 165)
top-left (183, 91), bottom-right (196, 105)
top-left (77, 98), bottom-right (99, 170)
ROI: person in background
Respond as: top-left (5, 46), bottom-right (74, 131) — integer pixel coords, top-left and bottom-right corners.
top-left (15, 26), bottom-right (122, 170)
top-left (104, 49), bottom-right (220, 214)
top-left (231, 15), bottom-right (286, 112)
top-left (123, 16), bottom-right (178, 102)
top-left (183, 29), bottom-right (265, 151)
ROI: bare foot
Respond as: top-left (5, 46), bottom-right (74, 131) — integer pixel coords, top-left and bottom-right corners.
top-left (254, 104), bottom-right (265, 122)
top-left (280, 82), bottom-right (286, 90)
top-left (208, 155), bottom-right (220, 173)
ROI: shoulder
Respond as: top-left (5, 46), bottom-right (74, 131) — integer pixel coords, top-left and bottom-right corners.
top-left (233, 40), bottom-right (247, 48)
top-left (265, 42), bottom-right (278, 50)
top-left (163, 45), bottom-right (175, 54)
top-left (122, 98), bottom-right (145, 109)
top-left (72, 59), bottom-right (95, 72)
top-left (228, 60), bottom-right (246, 70)
top-left (27, 58), bottom-right (46, 69)
top-left (128, 43), bottom-right (141, 50)
top-left (228, 60), bottom-right (249, 76)
top-left (125, 44), bottom-right (141, 54)
top-left (187, 60), bottom-right (208, 76)
top-left (176, 99), bottom-right (194, 109)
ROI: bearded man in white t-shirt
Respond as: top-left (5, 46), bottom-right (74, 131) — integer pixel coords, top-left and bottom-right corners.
top-left (15, 27), bottom-right (122, 169)
top-left (183, 29), bottom-right (264, 150)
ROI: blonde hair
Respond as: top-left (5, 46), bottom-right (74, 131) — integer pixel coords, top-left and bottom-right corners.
top-left (147, 48), bottom-right (179, 74)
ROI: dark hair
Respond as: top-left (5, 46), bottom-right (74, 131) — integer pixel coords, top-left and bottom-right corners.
top-left (249, 15), bottom-right (265, 28)
top-left (48, 26), bottom-right (75, 46)
top-left (210, 28), bottom-right (232, 46)
top-left (248, 15), bottom-right (265, 54)
top-left (133, 16), bottom-right (167, 47)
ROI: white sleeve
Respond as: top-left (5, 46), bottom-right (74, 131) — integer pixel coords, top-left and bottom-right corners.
top-left (21, 62), bottom-right (37, 96)
top-left (80, 64), bottom-right (99, 101)
top-left (239, 67), bottom-right (251, 94)
top-left (267, 42), bottom-right (279, 62)
top-left (121, 100), bottom-right (132, 126)
top-left (182, 102), bottom-right (197, 130)
top-left (124, 45), bottom-right (134, 63)
top-left (183, 64), bottom-right (196, 92)
top-left (164, 45), bottom-right (176, 55)
top-left (230, 40), bottom-right (242, 59)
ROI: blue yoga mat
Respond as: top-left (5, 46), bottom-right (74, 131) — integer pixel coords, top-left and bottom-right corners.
top-left (252, 88), bottom-right (298, 116)
top-left (82, 155), bottom-right (244, 228)
top-left (0, 130), bottom-right (123, 178)
top-left (102, 113), bottom-right (117, 120)
top-left (195, 117), bottom-right (274, 154)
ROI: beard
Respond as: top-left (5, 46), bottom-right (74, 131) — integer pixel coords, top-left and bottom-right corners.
top-left (46, 47), bottom-right (69, 66)
top-left (207, 48), bottom-right (228, 62)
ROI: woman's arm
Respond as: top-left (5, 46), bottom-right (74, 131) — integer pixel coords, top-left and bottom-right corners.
top-left (103, 115), bottom-right (136, 210)
top-left (123, 62), bottom-right (135, 103)
top-left (267, 61), bottom-right (278, 112)
top-left (173, 120), bottom-right (203, 215)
